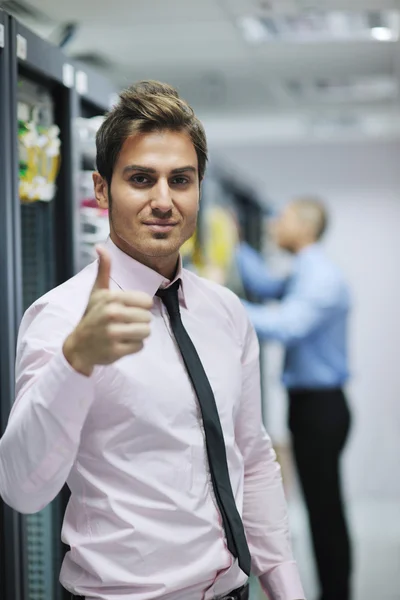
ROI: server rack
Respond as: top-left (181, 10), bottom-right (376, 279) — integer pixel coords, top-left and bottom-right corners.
top-left (0, 12), bottom-right (24, 600)
top-left (75, 60), bottom-right (116, 118)
top-left (0, 13), bottom-right (116, 600)
top-left (7, 16), bottom-right (79, 600)
top-left (218, 176), bottom-right (267, 421)
top-left (73, 61), bottom-right (116, 270)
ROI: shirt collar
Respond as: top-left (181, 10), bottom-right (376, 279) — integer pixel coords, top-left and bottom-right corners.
top-left (104, 237), bottom-right (189, 309)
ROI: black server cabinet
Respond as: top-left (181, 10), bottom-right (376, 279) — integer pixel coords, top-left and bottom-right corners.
top-left (1, 14), bottom-right (80, 600)
top-left (0, 12), bottom-right (24, 600)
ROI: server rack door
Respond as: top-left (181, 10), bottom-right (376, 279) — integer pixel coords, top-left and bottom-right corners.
top-left (5, 16), bottom-right (79, 600)
top-left (0, 11), bottom-right (24, 600)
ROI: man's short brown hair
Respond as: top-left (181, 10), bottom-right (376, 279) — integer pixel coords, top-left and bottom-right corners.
top-left (96, 80), bottom-right (208, 186)
top-left (293, 196), bottom-right (328, 240)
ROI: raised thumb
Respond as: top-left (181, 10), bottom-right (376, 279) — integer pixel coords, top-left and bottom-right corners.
top-left (93, 246), bottom-right (111, 290)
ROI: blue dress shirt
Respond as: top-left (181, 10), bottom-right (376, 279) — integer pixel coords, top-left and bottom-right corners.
top-left (236, 242), bottom-right (350, 389)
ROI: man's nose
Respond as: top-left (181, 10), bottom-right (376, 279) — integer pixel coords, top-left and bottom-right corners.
top-left (150, 179), bottom-right (173, 213)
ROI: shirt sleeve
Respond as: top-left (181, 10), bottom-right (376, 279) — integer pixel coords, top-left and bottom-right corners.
top-left (235, 310), bottom-right (305, 600)
top-left (242, 262), bottom-right (344, 345)
top-left (0, 302), bottom-right (96, 514)
top-left (235, 242), bottom-right (288, 300)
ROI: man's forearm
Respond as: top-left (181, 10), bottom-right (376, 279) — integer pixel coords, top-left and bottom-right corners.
top-left (236, 242), bottom-right (288, 300)
top-left (0, 350), bottom-right (94, 513)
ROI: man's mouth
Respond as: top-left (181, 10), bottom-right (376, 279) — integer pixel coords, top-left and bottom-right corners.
top-left (143, 220), bottom-right (178, 233)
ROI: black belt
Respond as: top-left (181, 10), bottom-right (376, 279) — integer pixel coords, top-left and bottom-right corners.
top-left (71, 583), bottom-right (249, 600)
top-left (217, 583), bottom-right (249, 600)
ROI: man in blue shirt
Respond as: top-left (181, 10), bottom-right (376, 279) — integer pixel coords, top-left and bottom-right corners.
top-left (236, 198), bottom-right (352, 600)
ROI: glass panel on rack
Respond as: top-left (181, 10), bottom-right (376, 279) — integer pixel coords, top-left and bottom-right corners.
top-left (17, 75), bottom-right (63, 600)
top-left (76, 115), bottom-right (109, 269)
top-left (18, 76), bottom-right (61, 309)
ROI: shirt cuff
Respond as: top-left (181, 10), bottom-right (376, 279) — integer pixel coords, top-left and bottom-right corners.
top-left (259, 562), bottom-right (306, 600)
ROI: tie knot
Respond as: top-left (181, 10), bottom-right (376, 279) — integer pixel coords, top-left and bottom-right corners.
top-left (156, 280), bottom-right (181, 317)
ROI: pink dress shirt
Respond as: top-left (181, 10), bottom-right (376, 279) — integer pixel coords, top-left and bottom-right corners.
top-left (0, 238), bottom-right (305, 600)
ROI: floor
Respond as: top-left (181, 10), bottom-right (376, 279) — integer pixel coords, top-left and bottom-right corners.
top-left (249, 498), bottom-right (400, 600)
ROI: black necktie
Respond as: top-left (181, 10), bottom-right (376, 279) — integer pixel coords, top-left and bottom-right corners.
top-left (156, 280), bottom-right (251, 576)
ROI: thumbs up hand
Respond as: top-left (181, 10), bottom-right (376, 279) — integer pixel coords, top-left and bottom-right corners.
top-left (63, 247), bottom-right (153, 377)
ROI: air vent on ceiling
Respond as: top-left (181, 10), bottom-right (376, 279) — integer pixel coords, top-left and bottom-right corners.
top-left (286, 76), bottom-right (399, 104)
top-left (309, 114), bottom-right (363, 135)
top-left (239, 9), bottom-right (400, 43)
top-left (72, 52), bottom-right (112, 70)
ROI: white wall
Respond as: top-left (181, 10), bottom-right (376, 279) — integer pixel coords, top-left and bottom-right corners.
top-left (215, 140), bottom-right (400, 501)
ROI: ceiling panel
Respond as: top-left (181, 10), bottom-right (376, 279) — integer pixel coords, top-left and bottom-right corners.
top-left (224, 0), bottom-right (400, 16)
top-left (222, 0), bottom-right (301, 18)
top-left (120, 70), bottom-right (276, 113)
top-left (28, 0), bottom-right (225, 24)
top-left (111, 63), bottom-right (398, 116)
top-left (67, 20), bottom-right (247, 67)
top-left (298, 0), bottom-right (400, 8)
top-left (250, 40), bottom-right (394, 76)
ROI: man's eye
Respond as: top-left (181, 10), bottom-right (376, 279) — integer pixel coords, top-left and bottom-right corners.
top-left (131, 175), bottom-right (149, 184)
top-left (172, 177), bottom-right (189, 185)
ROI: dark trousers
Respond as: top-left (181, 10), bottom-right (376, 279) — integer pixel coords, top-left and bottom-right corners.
top-left (288, 388), bottom-right (352, 600)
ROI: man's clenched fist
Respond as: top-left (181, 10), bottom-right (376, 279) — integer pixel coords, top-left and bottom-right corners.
top-left (63, 246), bottom-right (153, 377)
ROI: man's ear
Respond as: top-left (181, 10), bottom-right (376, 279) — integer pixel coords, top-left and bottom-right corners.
top-left (93, 172), bottom-right (109, 209)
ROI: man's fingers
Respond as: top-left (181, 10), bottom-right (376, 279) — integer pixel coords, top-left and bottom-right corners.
top-left (119, 291), bottom-right (153, 309)
top-left (114, 340), bottom-right (145, 358)
top-left (90, 286), bottom-right (154, 311)
top-left (94, 290), bottom-right (153, 310)
top-left (105, 304), bottom-right (152, 324)
top-left (93, 246), bottom-right (111, 290)
top-left (108, 323), bottom-right (151, 341)
top-left (101, 291), bottom-right (153, 310)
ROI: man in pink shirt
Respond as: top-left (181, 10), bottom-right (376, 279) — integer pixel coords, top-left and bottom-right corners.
top-left (0, 81), bottom-right (305, 600)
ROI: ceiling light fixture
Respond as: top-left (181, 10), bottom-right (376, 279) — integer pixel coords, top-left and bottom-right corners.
top-left (239, 16), bottom-right (268, 43)
top-left (370, 26), bottom-right (395, 41)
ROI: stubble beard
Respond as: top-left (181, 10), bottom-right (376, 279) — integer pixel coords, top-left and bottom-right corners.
top-left (108, 191), bottom-right (196, 259)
